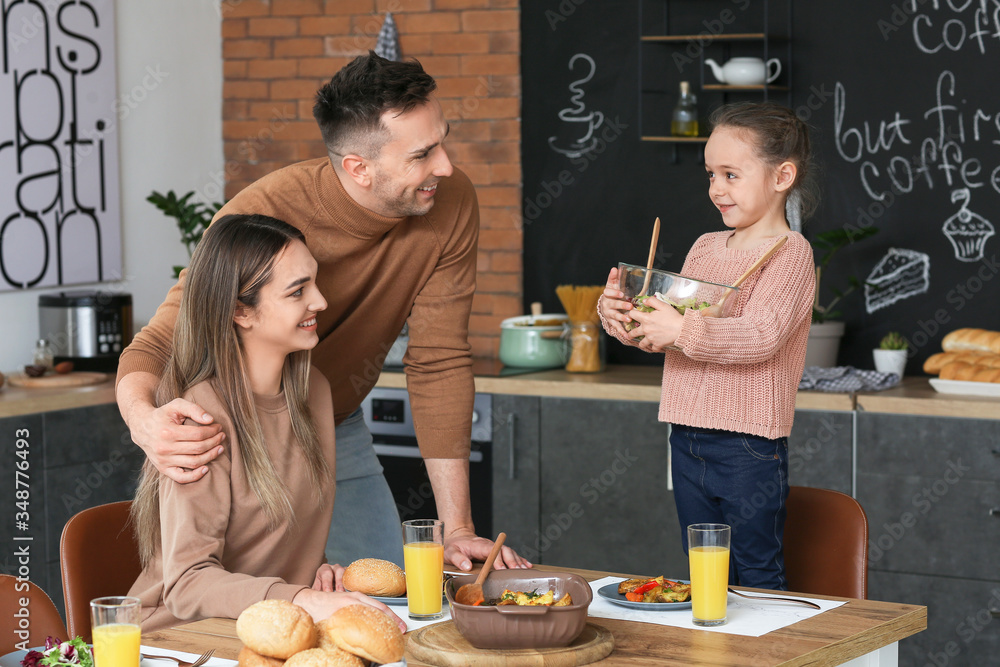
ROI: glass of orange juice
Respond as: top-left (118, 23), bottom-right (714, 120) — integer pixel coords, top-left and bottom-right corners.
top-left (402, 518), bottom-right (445, 621)
top-left (687, 523), bottom-right (731, 627)
top-left (90, 596), bottom-right (141, 667)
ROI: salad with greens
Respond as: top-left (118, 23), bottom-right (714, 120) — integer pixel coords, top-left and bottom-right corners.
top-left (624, 292), bottom-right (713, 335)
top-left (21, 637), bottom-right (93, 667)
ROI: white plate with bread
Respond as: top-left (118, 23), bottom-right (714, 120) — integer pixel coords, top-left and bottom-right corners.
top-left (923, 328), bottom-right (1000, 394)
top-left (928, 378), bottom-right (1000, 397)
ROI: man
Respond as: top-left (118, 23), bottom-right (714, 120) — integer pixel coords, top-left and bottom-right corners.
top-left (116, 52), bottom-right (527, 572)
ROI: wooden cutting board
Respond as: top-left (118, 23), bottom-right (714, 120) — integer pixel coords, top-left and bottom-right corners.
top-left (7, 371), bottom-right (108, 388)
top-left (406, 622), bottom-right (614, 667)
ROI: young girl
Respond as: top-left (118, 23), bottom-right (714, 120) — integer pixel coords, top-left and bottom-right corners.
top-left (599, 103), bottom-right (817, 590)
top-left (128, 214), bottom-right (404, 631)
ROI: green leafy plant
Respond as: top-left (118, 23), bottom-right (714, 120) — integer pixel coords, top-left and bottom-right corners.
top-left (810, 226), bottom-right (879, 323)
top-left (878, 332), bottom-right (909, 350)
top-left (147, 190), bottom-right (224, 278)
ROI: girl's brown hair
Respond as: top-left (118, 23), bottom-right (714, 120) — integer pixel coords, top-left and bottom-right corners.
top-left (709, 102), bottom-right (820, 223)
top-left (131, 214), bottom-right (331, 566)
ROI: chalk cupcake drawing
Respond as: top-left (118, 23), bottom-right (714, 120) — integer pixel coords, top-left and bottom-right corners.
top-left (864, 248), bottom-right (931, 314)
top-left (547, 53), bottom-right (605, 159)
top-left (942, 188), bottom-right (994, 262)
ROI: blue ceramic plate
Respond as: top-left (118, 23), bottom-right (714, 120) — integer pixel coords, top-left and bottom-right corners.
top-left (0, 649), bottom-right (32, 667)
top-left (372, 594), bottom-right (407, 606)
top-left (597, 581), bottom-right (692, 610)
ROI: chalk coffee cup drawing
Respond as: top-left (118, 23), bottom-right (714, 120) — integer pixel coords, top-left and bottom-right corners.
top-left (705, 57), bottom-right (781, 86)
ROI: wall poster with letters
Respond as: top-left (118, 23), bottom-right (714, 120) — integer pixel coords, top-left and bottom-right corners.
top-left (0, 0), bottom-right (120, 292)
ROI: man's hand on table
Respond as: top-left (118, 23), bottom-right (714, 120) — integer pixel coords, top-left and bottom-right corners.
top-left (444, 527), bottom-right (532, 571)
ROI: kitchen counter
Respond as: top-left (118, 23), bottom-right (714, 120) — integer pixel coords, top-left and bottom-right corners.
top-left (2, 365), bottom-right (997, 420)
top-left (376, 365), bottom-right (999, 419)
top-left (0, 375), bottom-right (115, 419)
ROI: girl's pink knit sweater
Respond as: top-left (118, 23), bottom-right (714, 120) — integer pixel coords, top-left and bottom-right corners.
top-left (601, 231), bottom-right (815, 439)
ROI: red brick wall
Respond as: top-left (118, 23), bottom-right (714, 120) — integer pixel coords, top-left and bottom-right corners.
top-left (220, 0), bottom-right (522, 358)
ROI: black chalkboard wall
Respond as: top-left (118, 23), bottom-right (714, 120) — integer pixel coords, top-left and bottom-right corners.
top-left (521, 0), bottom-right (1000, 372)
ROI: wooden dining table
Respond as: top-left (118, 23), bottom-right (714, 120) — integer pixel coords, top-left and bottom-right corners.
top-left (141, 564), bottom-right (927, 666)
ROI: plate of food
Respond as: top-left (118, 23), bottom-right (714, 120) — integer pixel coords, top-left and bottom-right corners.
top-left (343, 558), bottom-right (448, 605)
top-left (597, 576), bottom-right (692, 610)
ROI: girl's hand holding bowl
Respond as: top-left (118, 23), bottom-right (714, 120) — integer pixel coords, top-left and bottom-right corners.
top-left (600, 267), bottom-right (635, 338)
top-left (626, 297), bottom-right (684, 352)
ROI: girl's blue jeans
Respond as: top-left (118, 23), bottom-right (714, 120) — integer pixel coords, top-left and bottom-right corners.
top-left (669, 424), bottom-right (789, 591)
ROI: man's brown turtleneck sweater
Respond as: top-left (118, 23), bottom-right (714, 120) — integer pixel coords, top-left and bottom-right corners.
top-left (118, 157), bottom-right (478, 459)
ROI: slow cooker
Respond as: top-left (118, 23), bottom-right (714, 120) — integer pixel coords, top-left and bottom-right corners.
top-left (38, 291), bottom-right (133, 372)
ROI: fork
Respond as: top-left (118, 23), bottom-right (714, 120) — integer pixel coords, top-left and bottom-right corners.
top-left (141, 649), bottom-right (216, 667)
top-left (727, 588), bottom-right (822, 610)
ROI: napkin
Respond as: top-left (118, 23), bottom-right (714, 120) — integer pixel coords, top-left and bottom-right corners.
top-left (403, 606), bottom-right (451, 633)
top-left (799, 365), bottom-right (900, 392)
top-left (140, 647), bottom-right (235, 667)
top-left (586, 576), bottom-right (846, 637)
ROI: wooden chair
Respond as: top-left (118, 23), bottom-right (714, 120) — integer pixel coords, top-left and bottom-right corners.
top-left (0, 574), bottom-right (68, 652)
top-left (784, 486), bottom-right (868, 599)
top-left (60, 501), bottom-right (142, 642)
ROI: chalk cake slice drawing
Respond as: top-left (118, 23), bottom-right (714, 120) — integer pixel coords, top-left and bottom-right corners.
top-left (942, 188), bottom-right (994, 262)
top-left (864, 248), bottom-right (930, 314)
top-left (547, 53), bottom-right (605, 158)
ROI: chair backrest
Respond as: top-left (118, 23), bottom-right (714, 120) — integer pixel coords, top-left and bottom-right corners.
top-left (784, 486), bottom-right (868, 599)
top-left (0, 575), bottom-right (68, 652)
top-left (60, 501), bottom-right (142, 642)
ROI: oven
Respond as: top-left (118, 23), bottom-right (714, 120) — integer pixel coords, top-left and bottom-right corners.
top-left (361, 387), bottom-right (493, 538)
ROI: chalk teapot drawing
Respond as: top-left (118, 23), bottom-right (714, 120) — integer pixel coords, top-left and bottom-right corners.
top-left (704, 57), bottom-right (781, 86)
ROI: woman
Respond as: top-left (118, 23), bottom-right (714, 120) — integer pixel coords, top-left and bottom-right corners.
top-left (128, 213), bottom-right (404, 631)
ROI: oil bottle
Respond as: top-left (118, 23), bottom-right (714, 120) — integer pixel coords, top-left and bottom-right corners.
top-left (671, 81), bottom-right (699, 137)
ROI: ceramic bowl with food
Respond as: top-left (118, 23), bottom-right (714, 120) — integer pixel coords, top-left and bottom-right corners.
top-left (617, 263), bottom-right (740, 322)
top-left (445, 570), bottom-right (592, 649)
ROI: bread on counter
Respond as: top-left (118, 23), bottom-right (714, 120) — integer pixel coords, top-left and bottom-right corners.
top-left (939, 361), bottom-right (1000, 382)
top-left (923, 351), bottom-right (1000, 374)
top-left (941, 328), bottom-right (1000, 354)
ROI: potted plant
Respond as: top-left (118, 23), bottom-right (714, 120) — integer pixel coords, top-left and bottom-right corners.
top-left (805, 226), bottom-right (879, 367)
top-left (873, 332), bottom-right (909, 378)
top-left (147, 190), bottom-right (223, 278)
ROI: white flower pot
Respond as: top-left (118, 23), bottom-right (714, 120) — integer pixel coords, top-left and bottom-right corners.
top-left (873, 348), bottom-right (907, 378)
top-left (805, 321), bottom-right (845, 368)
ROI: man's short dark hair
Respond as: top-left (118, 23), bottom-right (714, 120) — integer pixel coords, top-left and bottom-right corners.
top-left (313, 51), bottom-right (437, 158)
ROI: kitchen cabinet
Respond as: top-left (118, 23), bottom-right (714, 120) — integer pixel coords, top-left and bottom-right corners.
top-left (788, 409), bottom-right (854, 494)
top-left (638, 0), bottom-right (793, 144)
top-left (856, 412), bottom-right (1000, 666)
top-left (491, 394), bottom-right (542, 561)
top-left (0, 403), bottom-right (144, 617)
top-left (536, 397), bottom-right (685, 576)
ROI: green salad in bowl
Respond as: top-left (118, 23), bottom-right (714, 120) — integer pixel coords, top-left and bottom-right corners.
top-left (616, 264), bottom-right (738, 339)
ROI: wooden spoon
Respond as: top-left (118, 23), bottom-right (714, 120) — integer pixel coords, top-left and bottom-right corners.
top-left (639, 217), bottom-right (661, 297)
top-left (702, 236), bottom-right (788, 317)
top-left (454, 532), bottom-right (506, 606)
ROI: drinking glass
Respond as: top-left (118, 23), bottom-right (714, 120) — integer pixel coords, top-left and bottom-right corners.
top-left (402, 519), bottom-right (444, 621)
top-left (688, 523), bottom-right (730, 626)
top-left (90, 596), bottom-right (141, 667)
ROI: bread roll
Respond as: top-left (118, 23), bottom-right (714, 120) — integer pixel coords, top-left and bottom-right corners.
top-left (941, 328), bottom-right (1000, 354)
top-left (237, 647), bottom-right (284, 667)
top-left (940, 361), bottom-right (1000, 382)
top-left (318, 604), bottom-right (404, 665)
top-left (972, 367), bottom-right (1000, 383)
top-left (237, 600), bottom-right (318, 659)
top-left (923, 351), bottom-right (998, 374)
top-left (283, 648), bottom-right (364, 667)
top-left (343, 558), bottom-right (406, 597)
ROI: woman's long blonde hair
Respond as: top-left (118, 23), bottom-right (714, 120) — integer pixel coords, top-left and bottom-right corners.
top-left (132, 214), bottom-right (331, 566)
